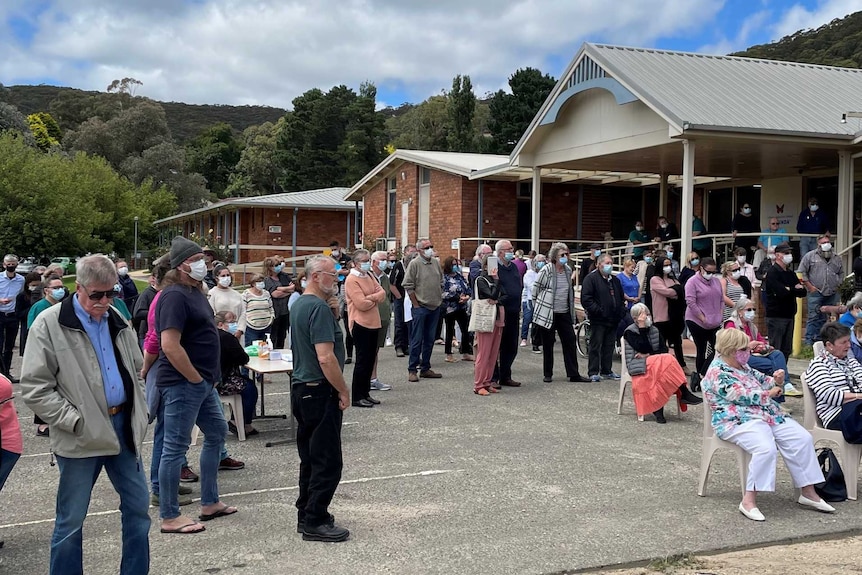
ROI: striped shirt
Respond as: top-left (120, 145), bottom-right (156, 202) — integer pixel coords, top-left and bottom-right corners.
top-left (242, 289), bottom-right (274, 330)
top-left (803, 352), bottom-right (862, 427)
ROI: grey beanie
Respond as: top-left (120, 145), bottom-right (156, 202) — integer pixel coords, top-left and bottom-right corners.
top-left (169, 236), bottom-right (203, 269)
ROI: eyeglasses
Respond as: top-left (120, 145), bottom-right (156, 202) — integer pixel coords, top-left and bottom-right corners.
top-left (770, 222), bottom-right (779, 226)
top-left (81, 285), bottom-right (121, 301)
top-left (744, 308), bottom-right (755, 312)
top-left (318, 271), bottom-right (338, 278)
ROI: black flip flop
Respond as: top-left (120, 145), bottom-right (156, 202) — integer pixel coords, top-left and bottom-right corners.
top-left (160, 521), bottom-right (206, 534)
top-left (199, 506), bottom-right (238, 522)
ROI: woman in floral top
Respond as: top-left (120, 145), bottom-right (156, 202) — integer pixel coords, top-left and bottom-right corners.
top-left (441, 256), bottom-right (473, 363)
top-left (702, 328), bottom-right (833, 521)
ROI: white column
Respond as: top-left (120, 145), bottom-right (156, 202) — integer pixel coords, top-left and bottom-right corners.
top-left (838, 150), bottom-right (851, 271)
top-left (531, 167), bottom-right (542, 252)
top-left (658, 173), bottom-right (668, 219)
top-left (681, 141), bottom-right (695, 260)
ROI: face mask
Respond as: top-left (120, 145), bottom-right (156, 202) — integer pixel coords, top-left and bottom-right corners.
top-left (218, 276), bottom-right (232, 287)
top-left (744, 310), bottom-right (756, 321)
top-left (602, 264), bottom-right (613, 275)
top-left (254, 281), bottom-right (265, 290)
top-left (644, 317), bottom-right (653, 328)
top-left (558, 256), bottom-right (568, 265)
top-left (5, 266), bottom-right (15, 274)
top-left (782, 254), bottom-right (793, 265)
top-left (666, 251), bottom-right (673, 259)
top-left (424, 248), bottom-right (434, 258)
top-left (504, 252), bottom-right (515, 261)
top-left (662, 266), bottom-right (672, 275)
top-left (735, 350), bottom-right (751, 366)
top-left (856, 310), bottom-right (862, 319)
top-left (360, 262), bottom-right (372, 272)
top-left (227, 322), bottom-right (238, 334)
top-left (378, 261), bottom-right (388, 271)
top-left (820, 242), bottom-right (832, 252)
top-left (635, 225), bottom-right (643, 231)
top-left (810, 204), bottom-right (819, 212)
top-left (742, 207), bottom-right (751, 215)
top-left (736, 255), bottom-right (746, 264)
top-left (660, 223), bottom-right (668, 229)
top-left (186, 259), bottom-right (207, 281)
top-left (301, 280), bottom-right (308, 289)
top-left (701, 271), bottom-right (713, 281)
top-left (452, 265), bottom-right (461, 273)
top-left (593, 249), bottom-right (602, 257)
top-left (388, 260), bottom-right (396, 266)
top-left (731, 271), bottom-right (741, 280)
top-left (331, 250), bottom-right (340, 257)
top-left (274, 264), bottom-right (284, 273)
top-left (536, 261), bottom-right (545, 269)
top-left (690, 258), bottom-right (699, 267)
top-left (51, 287), bottom-right (66, 301)
top-left (29, 285), bottom-right (38, 292)
top-left (117, 266), bottom-right (128, 276)
top-left (644, 256), bottom-right (653, 264)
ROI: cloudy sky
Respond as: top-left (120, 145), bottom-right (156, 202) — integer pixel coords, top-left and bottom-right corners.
top-left (0, 0), bottom-right (857, 109)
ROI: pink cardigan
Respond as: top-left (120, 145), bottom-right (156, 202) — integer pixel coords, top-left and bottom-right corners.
top-left (344, 272), bottom-right (385, 331)
top-left (649, 276), bottom-right (680, 323)
top-left (0, 375), bottom-right (22, 454)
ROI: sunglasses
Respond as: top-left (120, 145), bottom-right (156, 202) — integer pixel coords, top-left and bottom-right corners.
top-left (81, 285), bottom-right (121, 301)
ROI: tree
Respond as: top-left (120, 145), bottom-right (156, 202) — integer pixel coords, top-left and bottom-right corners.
top-left (488, 67), bottom-right (557, 153)
top-left (27, 112), bottom-right (62, 151)
top-left (447, 75), bottom-right (476, 152)
top-left (386, 95), bottom-right (449, 151)
top-left (0, 102), bottom-right (35, 145)
top-left (226, 118), bottom-right (285, 196)
top-left (185, 122), bottom-right (243, 198)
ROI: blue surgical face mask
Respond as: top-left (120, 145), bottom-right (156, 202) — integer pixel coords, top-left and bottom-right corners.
top-left (227, 322), bottom-right (238, 334)
top-left (360, 262), bottom-right (372, 272)
top-left (558, 256), bottom-right (568, 265)
top-left (602, 264), bottom-right (613, 275)
top-left (504, 252), bottom-right (515, 261)
top-left (274, 264), bottom-right (284, 273)
top-left (593, 249), bottom-right (602, 257)
top-left (51, 287), bottom-right (66, 301)
top-left (536, 261), bottom-right (545, 269)
top-left (644, 256), bottom-right (653, 264)
top-left (452, 265), bottom-right (461, 273)
top-left (300, 280), bottom-right (308, 289)
top-left (690, 258), bottom-right (700, 267)
top-left (666, 251), bottom-right (674, 259)
top-left (378, 260), bottom-right (388, 271)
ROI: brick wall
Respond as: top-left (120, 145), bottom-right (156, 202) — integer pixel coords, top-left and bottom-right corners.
top-left (580, 186), bottom-right (613, 242)
top-left (363, 180), bottom-right (387, 247)
top-left (481, 180), bottom-right (518, 245)
top-left (240, 207), bottom-right (351, 264)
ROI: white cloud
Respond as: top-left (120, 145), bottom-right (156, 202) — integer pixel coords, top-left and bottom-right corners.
top-left (772, 0), bottom-right (860, 39)
top-left (1, 0), bottom-right (726, 107)
top-left (698, 10), bottom-right (772, 55)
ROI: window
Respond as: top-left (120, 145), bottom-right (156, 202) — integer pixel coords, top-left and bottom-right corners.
top-left (420, 167), bottom-right (431, 185)
top-left (387, 177), bottom-right (397, 238)
top-left (517, 181), bottom-right (532, 200)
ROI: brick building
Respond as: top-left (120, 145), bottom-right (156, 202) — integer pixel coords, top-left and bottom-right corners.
top-left (154, 188), bottom-right (361, 269)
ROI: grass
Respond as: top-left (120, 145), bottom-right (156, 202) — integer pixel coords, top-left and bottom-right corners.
top-left (794, 344), bottom-right (815, 360)
top-left (61, 277), bottom-right (149, 293)
top-left (645, 553), bottom-right (705, 573)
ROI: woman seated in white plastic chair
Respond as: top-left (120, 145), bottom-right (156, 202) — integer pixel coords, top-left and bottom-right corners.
top-left (215, 310), bottom-right (259, 437)
top-left (623, 303), bottom-right (702, 424)
top-left (703, 328), bottom-right (834, 521)
top-left (803, 322), bottom-right (862, 437)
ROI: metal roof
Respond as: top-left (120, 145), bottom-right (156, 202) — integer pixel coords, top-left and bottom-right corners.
top-left (154, 187), bottom-right (357, 225)
top-left (586, 43), bottom-right (862, 138)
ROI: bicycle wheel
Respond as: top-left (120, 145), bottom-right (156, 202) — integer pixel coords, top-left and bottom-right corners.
top-left (576, 320), bottom-right (591, 357)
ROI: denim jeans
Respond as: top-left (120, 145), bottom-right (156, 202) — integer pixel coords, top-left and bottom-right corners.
top-left (799, 236), bottom-right (817, 257)
top-left (244, 326), bottom-right (268, 347)
top-left (408, 305), bottom-right (440, 373)
top-left (52, 411), bottom-right (150, 575)
top-left (520, 301), bottom-right (533, 340)
top-left (748, 350), bottom-right (789, 403)
top-left (805, 291), bottom-right (838, 345)
top-left (0, 448), bottom-right (20, 491)
top-left (158, 381), bottom-right (227, 519)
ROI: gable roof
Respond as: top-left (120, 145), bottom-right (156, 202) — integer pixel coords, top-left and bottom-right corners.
top-left (154, 187), bottom-right (356, 225)
top-left (344, 150), bottom-right (509, 200)
top-left (512, 42), bottom-right (862, 161)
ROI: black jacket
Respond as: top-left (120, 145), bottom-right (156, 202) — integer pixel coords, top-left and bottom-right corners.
top-left (476, 273), bottom-right (503, 302)
top-left (581, 270), bottom-right (625, 326)
top-left (764, 263), bottom-right (806, 319)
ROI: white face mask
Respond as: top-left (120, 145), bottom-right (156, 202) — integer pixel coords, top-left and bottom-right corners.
top-left (635, 225), bottom-right (643, 231)
top-left (768, 253), bottom-right (776, 260)
top-left (254, 282), bottom-right (265, 290)
top-left (782, 254), bottom-right (793, 265)
top-left (117, 266), bottom-right (128, 276)
top-left (701, 271), bottom-right (714, 281)
top-left (820, 242), bottom-right (832, 252)
top-left (662, 266), bottom-right (672, 275)
top-left (810, 204), bottom-right (819, 212)
top-left (424, 248), bottom-right (434, 258)
top-left (743, 310), bottom-right (756, 321)
top-left (660, 222), bottom-right (668, 229)
top-left (186, 259), bottom-right (207, 281)
top-left (218, 276), bottom-right (231, 287)
top-left (644, 317), bottom-right (653, 328)
top-left (736, 255), bottom-right (746, 264)
top-left (731, 271), bottom-right (741, 280)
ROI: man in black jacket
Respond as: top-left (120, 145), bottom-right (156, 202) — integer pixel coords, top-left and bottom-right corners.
top-left (581, 254), bottom-right (625, 382)
top-left (765, 243), bottom-right (806, 361)
top-left (491, 239), bottom-right (523, 387)
top-left (388, 245), bottom-right (417, 357)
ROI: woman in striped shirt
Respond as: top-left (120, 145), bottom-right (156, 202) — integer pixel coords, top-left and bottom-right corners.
top-left (241, 274), bottom-right (274, 346)
top-left (803, 322), bottom-right (862, 432)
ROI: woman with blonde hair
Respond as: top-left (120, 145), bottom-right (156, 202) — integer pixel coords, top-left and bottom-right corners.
top-left (719, 259), bottom-right (751, 322)
top-left (702, 328), bottom-right (833, 521)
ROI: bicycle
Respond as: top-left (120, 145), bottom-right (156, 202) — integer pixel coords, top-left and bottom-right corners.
top-left (575, 317), bottom-right (621, 358)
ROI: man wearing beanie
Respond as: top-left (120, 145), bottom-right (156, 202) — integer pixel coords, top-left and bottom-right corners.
top-left (155, 236), bottom-right (236, 534)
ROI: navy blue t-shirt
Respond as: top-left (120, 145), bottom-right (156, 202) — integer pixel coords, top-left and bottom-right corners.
top-left (155, 284), bottom-right (221, 386)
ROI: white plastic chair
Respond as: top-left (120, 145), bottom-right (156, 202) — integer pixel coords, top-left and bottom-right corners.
top-left (617, 337), bottom-right (681, 422)
top-left (800, 371), bottom-right (861, 500)
top-left (189, 394), bottom-right (246, 445)
top-left (697, 398), bottom-right (751, 497)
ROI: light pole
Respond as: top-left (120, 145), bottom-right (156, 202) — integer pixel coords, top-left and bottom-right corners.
top-left (133, 216), bottom-right (139, 270)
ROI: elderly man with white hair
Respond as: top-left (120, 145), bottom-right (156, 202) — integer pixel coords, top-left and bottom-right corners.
top-left (490, 239), bottom-right (524, 388)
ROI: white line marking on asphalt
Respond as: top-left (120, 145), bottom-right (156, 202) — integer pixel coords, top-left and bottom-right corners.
top-left (0, 469), bottom-right (463, 530)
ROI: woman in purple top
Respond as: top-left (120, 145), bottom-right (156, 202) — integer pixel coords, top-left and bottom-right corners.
top-left (684, 257), bottom-right (724, 377)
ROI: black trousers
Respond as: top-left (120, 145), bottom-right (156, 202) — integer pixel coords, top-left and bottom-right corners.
top-left (587, 321), bottom-right (616, 376)
top-left (392, 297), bottom-right (409, 353)
top-left (686, 320), bottom-right (718, 376)
top-left (540, 313), bottom-right (581, 378)
top-left (493, 307), bottom-right (520, 382)
top-left (350, 323), bottom-right (379, 401)
top-left (655, 320), bottom-right (686, 368)
top-left (767, 317), bottom-right (794, 361)
top-left (271, 313), bottom-right (289, 350)
top-left (435, 311), bottom-right (444, 341)
top-left (292, 382), bottom-right (343, 528)
top-left (444, 309), bottom-right (473, 355)
top-left (341, 310), bottom-right (354, 359)
top-left (0, 314), bottom-right (17, 376)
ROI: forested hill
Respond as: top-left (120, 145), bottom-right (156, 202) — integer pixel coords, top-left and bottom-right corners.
top-left (732, 11), bottom-right (862, 68)
top-left (4, 84), bottom-right (286, 142)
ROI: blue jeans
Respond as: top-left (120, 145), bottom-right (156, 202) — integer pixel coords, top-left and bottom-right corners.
top-left (244, 326), bottom-right (268, 347)
top-left (158, 381), bottom-right (227, 519)
top-left (799, 236), bottom-right (817, 257)
top-left (408, 305), bottom-right (440, 373)
top-left (805, 291), bottom-right (838, 345)
top-left (520, 301), bottom-right (533, 340)
top-left (748, 350), bottom-right (789, 403)
top-left (52, 411), bottom-right (150, 575)
top-left (0, 448), bottom-right (20, 491)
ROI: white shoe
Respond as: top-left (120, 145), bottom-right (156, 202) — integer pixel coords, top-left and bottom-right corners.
top-left (519, 339), bottom-right (528, 347)
top-left (783, 383), bottom-right (803, 397)
top-left (738, 502), bottom-right (765, 521)
top-left (370, 379), bottom-right (392, 391)
top-left (798, 495), bottom-right (835, 513)
top-left (385, 338), bottom-right (392, 347)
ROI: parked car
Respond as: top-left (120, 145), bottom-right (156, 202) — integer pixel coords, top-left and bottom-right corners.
top-left (50, 257), bottom-right (77, 275)
top-left (16, 257), bottom-right (37, 274)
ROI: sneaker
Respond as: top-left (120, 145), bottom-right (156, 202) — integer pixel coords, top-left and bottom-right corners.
top-left (179, 484), bottom-right (193, 495)
top-left (601, 372), bottom-right (622, 381)
top-left (520, 339), bottom-right (528, 347)
top-left (407, 372), bottom-right (419, 382)
top-left (589, 375), bottom-right (602, 383)
top-left (180, 466), bottom-right (199, 483)
top-left (302, 522), bottom-right (350, 542)
top-left (151, 493), bottom-right (193, 507)
top-left (385, 338), bottom-right (392, 346)
top-left (531, 346), bottom-right (541, 354)
top-left (218, 457), bottom-right (245, 471)
top-left (370, 378), bottom-right (392, 391)
top-left (784, 383), bottom-right (803, 397)
top-left (344, 357), bottom-right (352, 364)
top-left (420, 369), bottom-right (442, 379)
